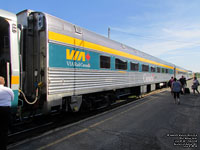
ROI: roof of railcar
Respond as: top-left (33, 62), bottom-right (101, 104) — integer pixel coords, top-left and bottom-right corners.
top-left (0, 9), bottom-right (17, 21)
top-left (25, 11), bottom-right (176, 69)
top-left (45, 13), bottom-right (176, 67)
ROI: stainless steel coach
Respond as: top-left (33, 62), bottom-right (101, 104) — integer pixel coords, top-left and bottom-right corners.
top-left (0, 9), bottom-right (190, 116)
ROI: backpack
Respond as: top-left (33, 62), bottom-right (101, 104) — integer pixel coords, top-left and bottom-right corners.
top-left (172, 81), bottom-right (181, 92)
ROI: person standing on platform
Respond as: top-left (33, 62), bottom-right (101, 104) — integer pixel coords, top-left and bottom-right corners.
top-left (0, 76), bottom-right (14, 150)
top-left (171, 78), bottom-right (181, 104)
top-left (192, 77), bottom-right (199, 95)
top-left (168, 77), bottom-right (174, 95)
top-left (179, 76), bottom-right (187, 94)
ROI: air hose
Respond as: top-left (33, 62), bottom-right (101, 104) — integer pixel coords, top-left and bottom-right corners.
top-left (18, 88), bottom-right (38, 105)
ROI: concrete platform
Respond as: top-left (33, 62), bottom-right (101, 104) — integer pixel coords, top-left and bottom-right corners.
top-left (9, 80), bottom-right (200, 150)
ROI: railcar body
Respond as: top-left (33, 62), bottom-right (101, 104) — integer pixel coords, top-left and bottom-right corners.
top-left (0, 10), bottom-right (19, 110)
top-left (0, 9), bottom-right (190, 116)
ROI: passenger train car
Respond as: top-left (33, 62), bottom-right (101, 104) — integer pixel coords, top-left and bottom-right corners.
top-left (0, 9), bottom-right (190, 117)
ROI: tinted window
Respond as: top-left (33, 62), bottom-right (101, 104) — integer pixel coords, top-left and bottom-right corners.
top-left (130, 62), bottom-right (139, 71)
top-left (166, 69), bottom-right (169, 73)
top-left (115, 58), bottom-right (127, 70)
top-left (151, 67), bottom-right (156, 72)
top-left (100, 55), bottom-right (110, 69)
top-left (142, 64), bottom-right (149, 72)
top-left (162, 68), bottom-right (165, 73)
top-left (157, 67), bottom-right (161, 73)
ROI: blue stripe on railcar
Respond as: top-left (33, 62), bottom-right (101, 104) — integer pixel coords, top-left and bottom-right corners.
top-left (49, 42), bottom-right (174, 74)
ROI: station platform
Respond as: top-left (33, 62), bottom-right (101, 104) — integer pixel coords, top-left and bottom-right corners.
top-left (8, 80), bottom-right (200, 150)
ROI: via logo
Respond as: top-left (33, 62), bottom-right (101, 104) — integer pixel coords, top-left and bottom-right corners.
top-left (66, 49), bottom-right (90, 61)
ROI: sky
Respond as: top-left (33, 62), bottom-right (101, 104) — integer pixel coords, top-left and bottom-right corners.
top-left (1, 0), bottom-right (200, 72)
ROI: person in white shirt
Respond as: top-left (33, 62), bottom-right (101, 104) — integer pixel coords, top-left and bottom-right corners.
top-left (0, 76), bottom-right (14, 150)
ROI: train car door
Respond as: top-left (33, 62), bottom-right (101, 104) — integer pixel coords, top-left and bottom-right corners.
top-left (0, 10), bottom-right (20, 108)
top-left (0, 17), bottom-right (10, 86)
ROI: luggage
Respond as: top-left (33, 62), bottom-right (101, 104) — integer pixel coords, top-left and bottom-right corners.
top-left (180, 90), bottom-right (183, 94)
top-left (184, 88), bottom-right (190, 94)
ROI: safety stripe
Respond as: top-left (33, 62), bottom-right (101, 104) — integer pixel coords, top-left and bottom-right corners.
top-left (49, 31), bottom-right (175, 69)
top-left (11, 76), bottom-right (19, 84)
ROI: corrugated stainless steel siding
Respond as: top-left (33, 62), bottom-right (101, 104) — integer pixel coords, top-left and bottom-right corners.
top-left (48, 68), bottom-right (129, 95)
top-left (48, 68), bottom-right (171, 96)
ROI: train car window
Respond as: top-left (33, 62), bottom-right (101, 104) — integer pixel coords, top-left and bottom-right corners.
top-left (157, 67), bottom-right (161, 73)
top-left (166, 69), bottom-right (169, 73)
top-left (130, 62), bottom-right (139, 71)
top-left (151, 66), bottom-right (156, 72)
top-left (142, 64), bottom-right (149, 72)
top-left (162, 68), bottom-right (165, 73)
top-left (115, 58), bottom-right (127, 70)
top-left (100, 55), bottom-right (110, 69)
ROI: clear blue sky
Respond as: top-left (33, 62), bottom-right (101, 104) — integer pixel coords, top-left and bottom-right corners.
top-left (2, 0), bottom-right (200, 72)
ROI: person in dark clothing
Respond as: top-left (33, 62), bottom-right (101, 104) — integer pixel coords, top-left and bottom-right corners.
top-left (0, 76), bottom-right (14, 150)
top-left (179, 76), bottom-right (187, 94)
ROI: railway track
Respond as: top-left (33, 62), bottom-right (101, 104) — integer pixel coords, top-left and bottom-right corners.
top-left (8, 87), bottom-right (168, 146)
